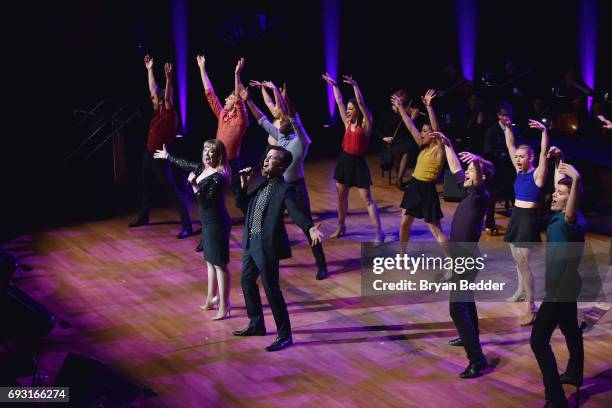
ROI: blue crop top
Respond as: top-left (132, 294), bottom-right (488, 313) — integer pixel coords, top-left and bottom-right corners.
top-left (514, 170), bottom-right (542, 202)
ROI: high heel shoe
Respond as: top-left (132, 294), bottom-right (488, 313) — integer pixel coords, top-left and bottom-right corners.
top-left (373, 232), bottom-right (386, 247)
top-left (330, 225), bottom-right (346, 239)
top-left (519, 310), bottom-right (537, 326)
top-left (212, 301), bottom-right (232, 321)
top-left (199, 295), bottom-right (219, 311)
top-left (506, 291), bottom-right (526, 302)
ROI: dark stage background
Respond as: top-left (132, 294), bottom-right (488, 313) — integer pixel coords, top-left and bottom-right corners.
top-left (4, 0), bottom-right (611, 240)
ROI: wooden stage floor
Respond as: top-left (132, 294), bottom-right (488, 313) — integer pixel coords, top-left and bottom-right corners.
top-left (6, 156), bottom-right (612, 407)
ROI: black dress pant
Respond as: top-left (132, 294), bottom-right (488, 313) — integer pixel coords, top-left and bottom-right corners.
top-left (484, 157), bottom-right (514, 228)
top-left (449, 272), bottom-right (485, 364)
top-left (241, 236), bottom-right (291, 337)
top-left (530, 301), bottom-right (583, 404)
top-left (138, 152), bottom-right (191, 227)
top-left (290, 178), bottom-right (327, 270)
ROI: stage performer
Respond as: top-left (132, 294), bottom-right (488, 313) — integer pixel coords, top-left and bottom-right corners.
top-left (154, 140), bottom-right (233, 320)
top-left (321, 73), bottom-right (384, 244)
top-left (128, 55), bottom-right (193, 239)
top-left (530, 149), bottom-right (585, 408)
top-left (232, 146), bottom-right (323, 352)
top-left (241, 83), bottom-right (329, 280)
top-left (503, 119), bottom-right (549, 326)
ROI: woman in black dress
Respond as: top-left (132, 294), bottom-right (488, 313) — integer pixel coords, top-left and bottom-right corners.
top-left (154, 139), bottom-right (232, 320)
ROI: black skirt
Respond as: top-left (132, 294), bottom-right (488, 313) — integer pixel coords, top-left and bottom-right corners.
top-left (504, 206), bottom-right (541, 247)
top-left (201, 220), bottom-right (231, 266)
top-left (334, 151), bottom-right (372, 188)
top-left (400, 178), bottom-right (444, 223)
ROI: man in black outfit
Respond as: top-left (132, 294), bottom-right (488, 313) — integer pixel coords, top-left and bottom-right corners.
top-left (434, 132), bottom-right (493, 379)
top-left (128, 55), bottom-right (192, 239)
top-left (233, 145), bottom-right (323, 352)
top-left (483, 102), bottom-right (516, 235)
top-left (530, 149), bottom-right (585, 408)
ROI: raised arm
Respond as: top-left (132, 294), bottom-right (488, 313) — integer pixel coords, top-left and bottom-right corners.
top-left (234, 58), bottom-right (245, 98)
top-left (163, 63), bottom-right (174, 110)
top-left (503, 119), bottom-right (518, 169)
top-left (391, 95), bottom-right (424, 147)
top-left (421, 89), bottom-right (441, 132)
top-left (262, 81), bottom-right (287, 116)
top-left (343, 75), bottom-right (373, 133)
top-left (144, 55), bottom-right (158, 98)
top-left (558, 163), bottom-right (581, 223)
top-left (153, 144), bottom-right (199, 172)
top-left (433, 132), bottom-right (461, 174)
top-left (529, 119), bottom-right (549, 187)
top-left (197, 54), bottom-right (222, 118)
top-left (322, 73), bottom-right (348, 125)
top-left (282, 85), bottom-right (312, 145)
top-left (250, 80), bottom-right (276, 114)
top-left (547, 146), bottom-right (565, 187)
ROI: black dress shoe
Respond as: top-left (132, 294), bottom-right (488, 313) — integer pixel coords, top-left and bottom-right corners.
top-left (448, 337), bottom-right (463, 347)
top-left (459, 359), bottom-right (488, 379)
top-left (232, 326), bottom-right (266, 337)
top-left (316, 268), bottom-right (329, 280)
top-left (265, 336), bottom-right (293, 352)
top-left (128, 218), bottom-right (149, 228)
top-left (559, 372), bottom-right (583, 386)
top-left (195, 240), bottom-right (203, 252)
top-left (176, 227), bottom-right (193, 239)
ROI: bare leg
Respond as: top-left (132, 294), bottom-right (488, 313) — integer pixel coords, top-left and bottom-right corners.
top-left (332, 182), bottom-right (349, 238)
top-left (397, 153), bottom-right (410, 184)
top-left (400, 212), bottom-right (415, 254)
top-left (213, 264), bottom-right (231, 320)
top-left (507, 245), bottom-right (525, 301)
top-left (511, 245), bottom-right (537, 325)
top-left (202, 261), bottom-right (219, 310)
top-left (357, 187), bottom-right (383, 241)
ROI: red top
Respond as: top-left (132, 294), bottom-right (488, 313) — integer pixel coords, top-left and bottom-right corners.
top-left (206, 90), bottom-right (249, 160)
top-left (146, 108), bottom-right (178, 152)
top-left (341, 124), bottom-right (369, 156)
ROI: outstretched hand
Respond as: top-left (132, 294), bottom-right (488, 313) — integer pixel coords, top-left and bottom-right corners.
top-left (597, 115), bottom-right (612, 129)
top-left (153, 144), bottom-right (169, 160)
top-left (459, 151), bottom-right (482, 164)
top-left (249, 80), bottom-right (264, 88)
top-left (144, 55), bottom-right (154, 70)
top-left (235, 58), bottom-right (245, 74)
top-left (342, 74), bottom-right (357, 86)
top-left (237, 84), bottom-right (249, 100)
top-left (309, 223), bottom-right (324, 246)
top-left (546, 146), bottom-right (563, 160)
top-left (558, 162), bottom-right (580, 180)
top-left (429, 132), bottom-right (451, 146)
top-left (322, 73), bottom-right (337, 87)
top-left (196, 54), bottom-right (206, 69)
top-left (528, 119), bottom-right (546, 131)
top-left (421, 89), bottom-right (437, 107)
top-left (262, 80), bottom-right (276, 89)
top-left (390, 94), bottom-right (404, 111)
top-left (164, 62), bottom-right (173, 79)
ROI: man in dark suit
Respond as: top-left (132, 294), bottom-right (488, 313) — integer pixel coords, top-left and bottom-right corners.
top-left (483, 102), bottom-right (517, 235)
top-left (233, 145), bottom-right (323, 352)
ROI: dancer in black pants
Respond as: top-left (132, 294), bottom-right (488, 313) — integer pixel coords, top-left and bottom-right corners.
top-left (531, 148), bottom-right (585, 408)
top-left (129, 55), bottom-right (192, 239)
top-left (434, 132), bottom-right (494, 379)
top-left (232, 146), bottom-right (323, 352)
top-left (241, 83), bottom-right (329, 280)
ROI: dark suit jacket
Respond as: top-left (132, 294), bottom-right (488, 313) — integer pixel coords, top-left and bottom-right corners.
top-left (235, 175), bottom-right (314, 261)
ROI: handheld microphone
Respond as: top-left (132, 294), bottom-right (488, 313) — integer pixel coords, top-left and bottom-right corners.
top-left (238, 166), bottom-right (260, 175)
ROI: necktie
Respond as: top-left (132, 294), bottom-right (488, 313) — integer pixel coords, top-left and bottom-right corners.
top-left (249, 177), bottom-right (279, 236)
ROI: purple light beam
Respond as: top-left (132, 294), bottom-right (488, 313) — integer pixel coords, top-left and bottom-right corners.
top-left (171, 0), bottom-right (188, 130)
top-left (322, 0), bottom-right (340, 121)
top-left (578, 0), bottom-right (597, 112)
top-left (455, 0), bottom-right (477, 82)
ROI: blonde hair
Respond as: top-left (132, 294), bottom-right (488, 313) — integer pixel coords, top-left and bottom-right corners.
top-left (517, 144), bottom-right (534, 160)
top-left (203, 139), bottom-right (231, 183)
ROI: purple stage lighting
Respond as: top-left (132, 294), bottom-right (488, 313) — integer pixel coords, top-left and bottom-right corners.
top-left (455, 0), bottom-right (477, 82)
top-left (322, 0), bottom-right (340, 121)
top-left (578, 0), bottom-right (597, 111)
top-left (171, 0), bottom-right (188, 129)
